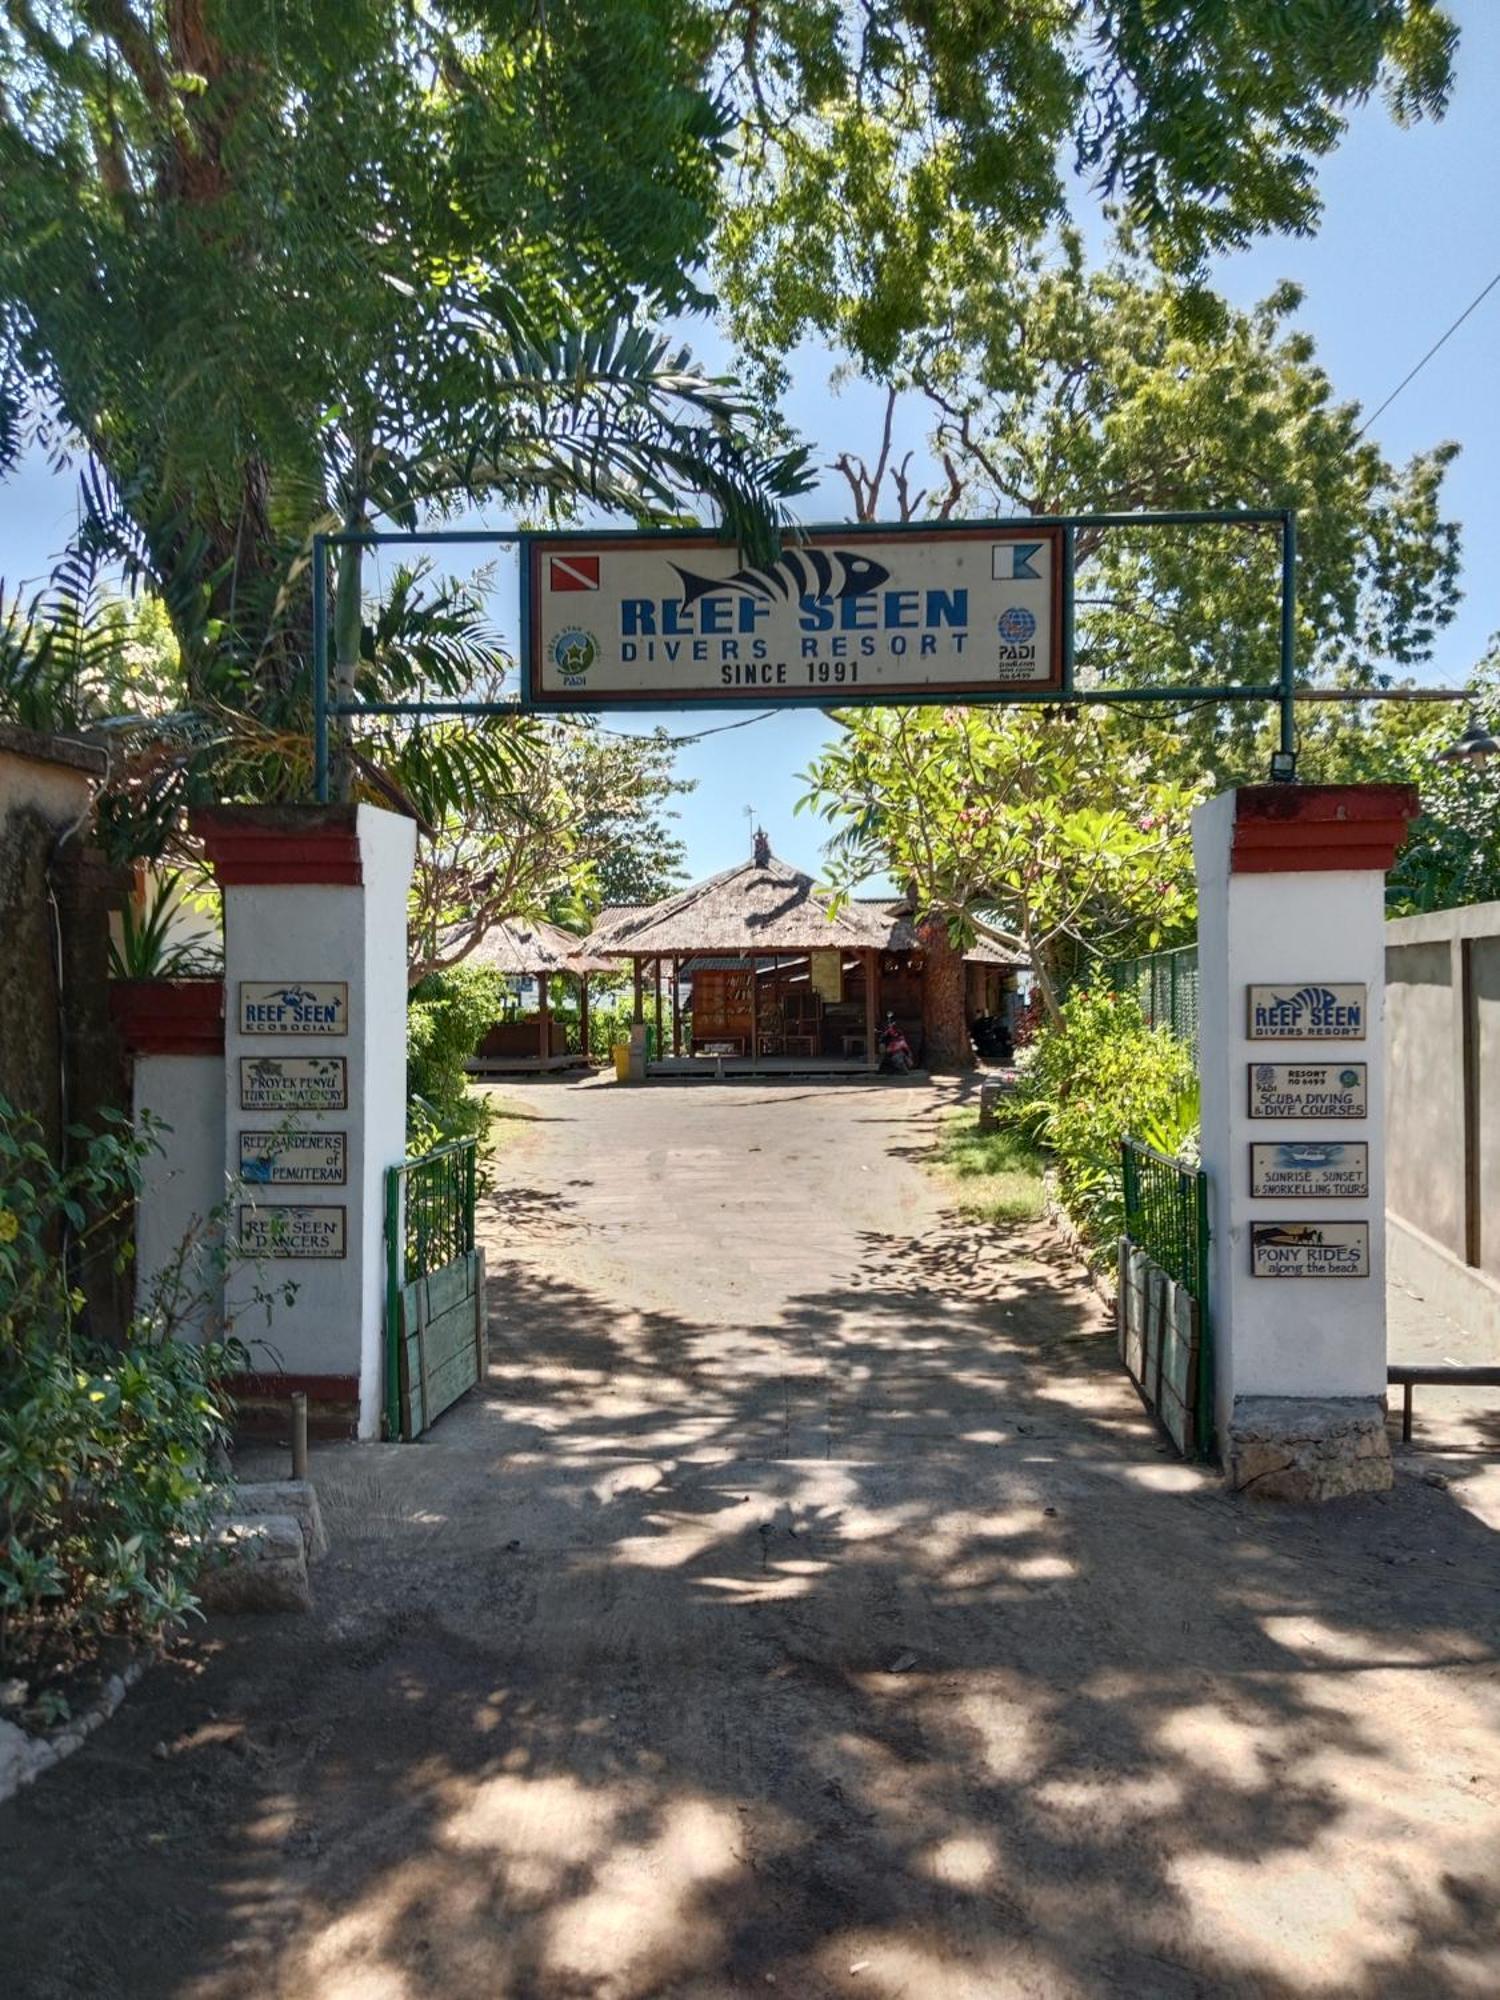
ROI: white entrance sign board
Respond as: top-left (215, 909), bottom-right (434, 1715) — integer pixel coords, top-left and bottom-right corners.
top-left (1248, 1062), bottom-right (1367, 1119)
top-left (1251, 1220), bottom-right (1370, 1278)
top-left (523, 526), bottom-right (1064, 708)
top-left (239, 1056), bottom-right (348, 1110)
top-left (239, 981), bottom-right (348, 1036)
top-left (1249, 1141), bottom-right (1369, 1199)
top-left (239, 1204), bottom-right (347, 1259)
top-left (1247, 983), bottom-right (1366, 1039)
top-left (239, 1131), bottom-right (347, 1186)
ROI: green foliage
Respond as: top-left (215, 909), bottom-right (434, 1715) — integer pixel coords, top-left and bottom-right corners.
top-left (716, 2), bottom-right (1456, 388)
top-left (0, 1), bottom-right (809, 845)
top-left (1306, 642), bottom-right (1500, 914)
top-left (0, 1101), bottom-right (244, 1702)
top-left (1, 558), bottom-right (183, 735)
top-left (411, 720), bottom-right (693, 981)
top-left (406, 964), bottom-right (506, 1150)
top-left (1003, 987), bottom-right (1197, 1244)
top-left (930, 1113), bottom-right (1045, 1226)
top-left (801, 706), bottom-right (1202, 1015)
top-left (107, 871), bottom-right (220, 980)
top-left (912, 263), bottom-right (1461, 786)
top-left (586, 988), bottom-right (646, 1064)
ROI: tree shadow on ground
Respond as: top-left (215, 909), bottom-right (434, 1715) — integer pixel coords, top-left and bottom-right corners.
top-left (3, 1128), bottom-right (1499, 1998)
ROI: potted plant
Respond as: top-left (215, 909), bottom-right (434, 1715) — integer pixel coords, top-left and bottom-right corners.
top-left (107, 870), bottom-right (225, 1055)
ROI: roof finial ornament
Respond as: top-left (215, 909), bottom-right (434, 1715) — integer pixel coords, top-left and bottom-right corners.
top-left (752, 824), bottom-right (771, 868)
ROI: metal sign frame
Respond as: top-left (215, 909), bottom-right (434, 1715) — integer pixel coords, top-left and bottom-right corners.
top-left (310, 508), bottom-right (1299, 802)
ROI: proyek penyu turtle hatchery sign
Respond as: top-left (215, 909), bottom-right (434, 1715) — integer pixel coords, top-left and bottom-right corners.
top-left (521, 525), bottom-right (1064, 709)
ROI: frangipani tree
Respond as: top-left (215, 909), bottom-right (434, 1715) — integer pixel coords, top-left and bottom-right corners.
top-left (802, 706), bottom-right (1203, 1061)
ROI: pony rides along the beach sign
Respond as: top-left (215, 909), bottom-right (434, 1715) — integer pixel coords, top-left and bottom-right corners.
top-left (521, 526), bottom-right (1064, 709)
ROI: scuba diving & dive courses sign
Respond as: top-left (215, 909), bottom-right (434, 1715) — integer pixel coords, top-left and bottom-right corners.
top-left (1248, 1063), bottom-right (1367, 1119)
top-left (1247, 983), bottom-right (1366, 1040)
top-left (521, 526), bottom-right (1064, 708)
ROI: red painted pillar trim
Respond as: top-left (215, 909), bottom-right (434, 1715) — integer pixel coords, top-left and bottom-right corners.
top-left (1229, 785), bottom-right (1420, 876)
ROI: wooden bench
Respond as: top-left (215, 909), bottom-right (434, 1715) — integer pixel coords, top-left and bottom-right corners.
top-left (1388, 1364), bottom-right (1500, 1443)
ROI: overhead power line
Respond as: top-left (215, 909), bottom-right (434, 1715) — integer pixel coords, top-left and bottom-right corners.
top-left (1354, 267), bottom-right (1500, 438)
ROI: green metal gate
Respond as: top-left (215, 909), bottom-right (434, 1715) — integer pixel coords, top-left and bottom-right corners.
top-left (1120, 1137), bottom-right (1213, 1459)
top-left (383, 1138), bottom-right (484, 1440)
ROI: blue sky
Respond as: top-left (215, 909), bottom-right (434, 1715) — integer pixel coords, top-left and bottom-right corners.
top-left (3, 2), bottom-right (1497, 886)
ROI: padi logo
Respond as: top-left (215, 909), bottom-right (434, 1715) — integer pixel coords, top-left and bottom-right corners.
top-left (550, 627), bottom-right (599, 678)
top-left (997, 606), bottom-right (1036, 643)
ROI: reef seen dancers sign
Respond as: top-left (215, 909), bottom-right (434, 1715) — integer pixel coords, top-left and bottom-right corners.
top-left (522, 526), bottom-right (1064, 709)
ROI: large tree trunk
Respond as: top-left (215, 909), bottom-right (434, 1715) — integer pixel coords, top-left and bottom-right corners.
top-left (919, 918), bottom-right (975, 1071)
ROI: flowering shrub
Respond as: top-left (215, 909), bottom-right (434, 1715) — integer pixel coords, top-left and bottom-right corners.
top-left (0, 1101), bottom-right (247, 1714)
top-left (1002, 985), bottom-right (1197, 1245)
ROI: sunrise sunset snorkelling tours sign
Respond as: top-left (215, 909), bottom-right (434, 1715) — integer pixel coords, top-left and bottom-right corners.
top-left (520, 525), bottom-right (1065, 709)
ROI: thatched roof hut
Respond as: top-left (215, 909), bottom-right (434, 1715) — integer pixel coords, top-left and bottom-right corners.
top-left (465, 915), bottom-right (613, 979)
top-left (585, 834), bottom-right (882, 959)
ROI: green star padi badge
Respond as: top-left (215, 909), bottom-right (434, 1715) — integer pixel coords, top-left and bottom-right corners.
top-left (550, 627), bottom-right (598, 678)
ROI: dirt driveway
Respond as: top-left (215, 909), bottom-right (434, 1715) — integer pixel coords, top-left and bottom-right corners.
top-left (4, 1077), bottom-right (1500, 1998)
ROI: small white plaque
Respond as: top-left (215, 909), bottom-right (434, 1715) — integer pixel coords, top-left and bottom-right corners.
top-left (239, 1131), bottom-right (347, 1187)
top-left (1251, 1220), bottom-right (1370, 1278)
top-left (1247, 983), bottom-right (1367, 1040)
top-left (239, 1056), bottom-right (347, 1111)
top-left (1248, 1062), bottom-right (1367, 1120)
top-left (239, 1204), bottom-right (347, 1259)
top-left (1249, 1141), bottom-right (1369, 1199)
top-left (238, 981), bottom-right (348, 1037)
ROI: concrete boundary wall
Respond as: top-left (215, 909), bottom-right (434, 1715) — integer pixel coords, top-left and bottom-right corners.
top-left (1385, 900), bottom-right (1500, 1318)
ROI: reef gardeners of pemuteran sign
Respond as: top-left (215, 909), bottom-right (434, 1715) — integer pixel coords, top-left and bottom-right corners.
top-left (521, 525), bottom-right (1064, 709)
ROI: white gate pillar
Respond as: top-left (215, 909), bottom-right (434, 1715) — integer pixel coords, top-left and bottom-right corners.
top-left (110, 977), bottom-right (226, 1332)
top-left (194, 805), bottom-right (416, 1439)
top-left (1193, 784), bottom-right (1418, 1499)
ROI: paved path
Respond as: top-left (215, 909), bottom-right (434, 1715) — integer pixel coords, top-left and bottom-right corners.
top-left (4, 1078), bottom-right (1500, 1999)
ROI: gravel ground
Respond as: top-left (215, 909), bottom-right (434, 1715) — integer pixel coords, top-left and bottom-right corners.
top-left (3, 1075), bottom-right (1499, 1999)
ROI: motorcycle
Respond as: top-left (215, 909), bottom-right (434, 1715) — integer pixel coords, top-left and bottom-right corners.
top-left (878, 1014), bottom-right (915, 1074)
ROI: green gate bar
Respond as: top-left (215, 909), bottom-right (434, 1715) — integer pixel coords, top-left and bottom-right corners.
top-left (383, 1137), bottom-right (478, 1441)
top-left (1122, 1136), bottom-right (1213, 1457)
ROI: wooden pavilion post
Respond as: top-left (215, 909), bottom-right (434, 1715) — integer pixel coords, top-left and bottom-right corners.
top-left (632, 955), bottom-right (643, 1023)
top-left (672, 955), bottom-right (682, 1056)
top-left (864, 949), bottom-right (878, 1070)
top-left (653, 955), bottom-right (664, 1059)
top-left (579, 973), bottom-right (590, 1064)
top-left (749, 953), bottom-right (760, 1064)
top-left (538, 968), bottom-right (551, 1065)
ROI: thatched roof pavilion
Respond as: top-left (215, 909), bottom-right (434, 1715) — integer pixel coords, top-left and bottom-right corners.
top-left (582, 831), bottom-right (1025, 1075)
top-left (466, 914), bottom-right (612, 979)
top-left (589, 840), bottom-right (880, 960)
top-left (463, 916), bottom-right (611, 1074)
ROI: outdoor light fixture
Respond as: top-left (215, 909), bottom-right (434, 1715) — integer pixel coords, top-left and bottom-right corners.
top-left (1437, 714), bottom-right (1500, 766)
top-left (1268, 747), bottom-right (1298, 783)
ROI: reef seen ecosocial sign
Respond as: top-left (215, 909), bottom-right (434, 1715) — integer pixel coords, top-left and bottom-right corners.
top-left (522, 526), bottom-right (1064, 708)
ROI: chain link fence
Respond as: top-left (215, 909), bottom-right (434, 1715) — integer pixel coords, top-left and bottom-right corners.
top-left (1109, 944), bottom-right (1200, 1053)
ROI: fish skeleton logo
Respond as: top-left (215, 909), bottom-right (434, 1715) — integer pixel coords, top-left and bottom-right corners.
top-left (997, 607), bottom-right (1036, 643)
top-left (669, 547), bottom-right (891, 606)
top-left (550, 627), bottom-right (598, 677)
